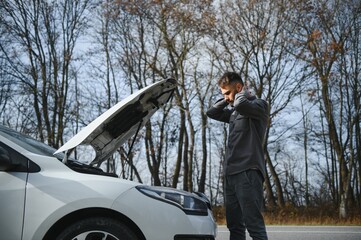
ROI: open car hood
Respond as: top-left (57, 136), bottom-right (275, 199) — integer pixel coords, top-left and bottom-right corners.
top-left (55, 78), bottom-right (177, 165)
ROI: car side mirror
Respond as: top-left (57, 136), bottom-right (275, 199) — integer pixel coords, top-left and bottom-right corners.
top-left (0, 145), bottom-right (16, 171)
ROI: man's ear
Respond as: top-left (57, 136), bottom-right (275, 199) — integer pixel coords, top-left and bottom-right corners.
top-left (236, 83), bottom-right (243, 93)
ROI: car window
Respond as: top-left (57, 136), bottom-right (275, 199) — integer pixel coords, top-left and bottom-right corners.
top-left (0, 142), bottom-right (39, 172)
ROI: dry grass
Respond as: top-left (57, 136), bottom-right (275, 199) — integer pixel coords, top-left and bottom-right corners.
top-left (212, 205), bottom-right (361, 226)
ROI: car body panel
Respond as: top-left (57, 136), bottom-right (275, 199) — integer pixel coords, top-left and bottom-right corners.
top-left (0, 171), bottom-right (27, 240)
top-left (55, 78), bottom-right (177, 165)
top-left (22, 165), bottom-right (138, 239)
top-left (0, 135), bottom-right (30, 240)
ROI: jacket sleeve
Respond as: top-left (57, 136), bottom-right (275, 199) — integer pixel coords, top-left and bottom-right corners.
top-left (233, 89), bottom-right (268, 120)
top-left (206, 98), bottom-right (232, 123)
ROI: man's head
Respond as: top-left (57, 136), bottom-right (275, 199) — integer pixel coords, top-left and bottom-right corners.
top-left (218, 72), bottom-right (244, 104)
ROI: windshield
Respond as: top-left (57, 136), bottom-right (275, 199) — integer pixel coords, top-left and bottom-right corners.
top-left (0, 125), bottom-right (66, 160)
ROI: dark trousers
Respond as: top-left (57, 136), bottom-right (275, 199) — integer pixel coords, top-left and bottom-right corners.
top-left (225, 170), bottom-right (268, 240)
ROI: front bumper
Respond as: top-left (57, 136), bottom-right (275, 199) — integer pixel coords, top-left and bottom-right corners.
top-left (112, 187), bottom-right (217, 240)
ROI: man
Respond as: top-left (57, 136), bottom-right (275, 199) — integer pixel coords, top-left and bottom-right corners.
top-left (207, 72), bottom-right (268, 240)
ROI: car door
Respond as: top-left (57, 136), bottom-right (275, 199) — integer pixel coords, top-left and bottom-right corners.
top-left (0, 142), bottom-right (30, 240)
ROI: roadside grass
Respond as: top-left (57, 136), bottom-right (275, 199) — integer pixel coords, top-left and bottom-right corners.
top-left (212, 205), bottom-right (361, 226)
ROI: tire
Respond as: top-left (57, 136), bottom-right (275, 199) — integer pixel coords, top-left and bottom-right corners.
top-left (56, 217), bottom-right (139, 240)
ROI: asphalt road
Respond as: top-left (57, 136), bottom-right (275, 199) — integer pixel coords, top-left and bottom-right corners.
top-left (216, 225), bottom-right (361, 240)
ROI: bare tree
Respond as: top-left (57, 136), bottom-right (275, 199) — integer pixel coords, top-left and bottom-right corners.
top-left (0, 0), bottom-right (92, 148)
top-left (194, 61), bottom-right (219, 193)
top-left (287, 0), bottom-right (360, 218)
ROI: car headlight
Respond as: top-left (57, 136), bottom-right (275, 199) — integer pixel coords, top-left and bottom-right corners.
top-left (136, 186), bottom-right (209, 216)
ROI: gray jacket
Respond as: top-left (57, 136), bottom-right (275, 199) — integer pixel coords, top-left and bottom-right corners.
top-left (206, 90), bottom-right (268, 179)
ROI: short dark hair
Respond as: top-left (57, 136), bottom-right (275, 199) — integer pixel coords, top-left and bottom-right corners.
top-left (217, 72), bottom-right (244, 87)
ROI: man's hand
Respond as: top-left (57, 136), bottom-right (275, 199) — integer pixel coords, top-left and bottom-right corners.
top-left (236, 86), bottom-right (254, 99)
top-left (243, 86), bottom-right (254, 99)
top-left (213, 98), bottom-right (229, 109)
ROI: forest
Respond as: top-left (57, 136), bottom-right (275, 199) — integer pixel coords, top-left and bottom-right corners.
top-left (0, 0), bottom-right (360, 222)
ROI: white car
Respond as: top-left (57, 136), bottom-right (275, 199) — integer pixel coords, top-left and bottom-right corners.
top-left (0, 79), bottom-right (217, 240)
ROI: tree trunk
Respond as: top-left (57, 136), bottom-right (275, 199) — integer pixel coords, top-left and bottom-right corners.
top-left (265, 149), bottom-right (285, 207)
top-left (264, 166), bottom-right (276, 208)
top-left (172, 107), bottom-right (185, 188)
top-left (145, 122), bottom-right (161, 186)
top-left (198, 112), bottom-right (208, 193)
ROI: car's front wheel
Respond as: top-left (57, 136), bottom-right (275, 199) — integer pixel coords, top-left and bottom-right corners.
top-left (56, 217), bottom-right (139, 240)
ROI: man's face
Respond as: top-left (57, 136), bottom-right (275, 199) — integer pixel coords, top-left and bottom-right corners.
top-left (220, 83), bottom-right (242, 105)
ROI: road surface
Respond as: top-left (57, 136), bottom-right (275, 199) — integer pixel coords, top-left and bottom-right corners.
top-left (216, 225), bottom-right (361, 240)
